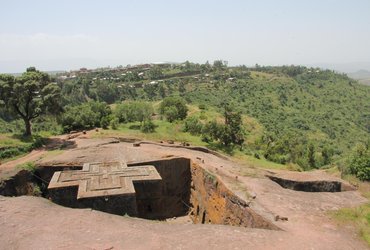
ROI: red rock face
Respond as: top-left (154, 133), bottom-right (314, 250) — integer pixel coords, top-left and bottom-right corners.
top-left (190, 163), bottom-right (279, 230)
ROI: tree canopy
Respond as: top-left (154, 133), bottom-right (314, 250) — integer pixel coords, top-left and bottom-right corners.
top-left (159, 96), bottom-right (188, 122)
top-left (0, 67), bottom-right (61, 135)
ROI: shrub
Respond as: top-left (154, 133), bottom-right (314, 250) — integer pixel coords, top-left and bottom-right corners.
top-left (141, 120), bottom-right (156, 133)
top-left (100, 116), bottom-right (110, 129)
top-left (0, 135), bottom-right (46, 160)
top-left (114, 101), bottom-right (153, 123)
top-left (60, 101), bottom-right (111, 132)
top-left (17, 162), bottom-right (37, 172)
top-left (198, 104), bottom-right (206, 110)
top-left (183, 116), bottom-right (203, 135)
top-left (0, 147), bottom-right (24, 159)
top-left (160, 96), bottom-right (188, 122)
top-left (348, 143), bottom-right (370, 181)
top-left (110, 117), bottom-right (119, 130)
top-left (164, 106), bottom-right (179, 123)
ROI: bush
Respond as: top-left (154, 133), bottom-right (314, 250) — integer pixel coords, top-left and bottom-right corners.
top-left (200, 106), bottom-right (245, 147)
top-left (348, 143), bottom-right (370, 181)
top-left (160, 96), bottom-right (188, 122)
top-left (141, 120), bottom-right (156, 133)
top-left (114, 101), bottom-right (153, 123)
top-left (61, 104), bottom-right (98, 132)
top-left (0, 135), bottom-right (46, 160)
top-left (198, 104), bottom-right (206, 110)
top-left (164, 106), bottom-right (179, 123)
top-left (110, 117), bottom-right (119, 130)
top-left (0, 147), bottom-right (24, 159)
top-left (17, 162), bottom-right (37, 172)
top-left (183, 116), bottom-right (203, 135)
top-left (31, 135), bottom-right (46, 148)
top-left (100, 116), bottom-right (110, 129)
top-left (60, 101), bottom-right (111, 132)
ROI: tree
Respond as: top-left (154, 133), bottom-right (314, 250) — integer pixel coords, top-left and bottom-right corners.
top-left (95, 81), bottom-right (118, 104)
top-left (178, 82), bottom-right (186, 96)
top-left (60, 101), bottom-right (111, 132)
top-left (0, 67), bottom-right (61, 136)
top-left (213, 60), bottom-right (227, 70)
top-left (143, 84), bottom-right (157, 100)
top-left (223, 105), bottom-right (245, 146)
top-left (60, 104), bottom-right (98, 132)
top-left (200, 105), bottom-right (245, 147)
top-left (158, 84), bottom-right (166, 98)
top-left (183, 116), bottom-right (203, 135)
top-left (141, 119), bottom-right (155, 133)
top-left (114, 101), bottom-right (153, 124)
top-left (110, 117), bottom-right (119, 130)
top-left (148, 66), bottom-right (163, 80)
top-left (159, 96), bottom-right (188, 122)
top-left (307, 143), bottom-right (316, 168)
top-left (322, 146), bottom-right (333, 165)
top-left (348, 143), bottom-right (370, 181)
top-left (163, 106), bottom-right (179, 123)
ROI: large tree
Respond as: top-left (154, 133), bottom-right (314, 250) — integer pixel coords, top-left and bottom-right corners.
top-left (159, 96), bottom-right (188, 122)
top-left (0, 67), bottom-right (61, 136)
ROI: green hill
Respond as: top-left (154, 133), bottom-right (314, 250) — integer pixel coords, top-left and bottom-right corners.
top-left (1, 62), bottom-right (369, 171)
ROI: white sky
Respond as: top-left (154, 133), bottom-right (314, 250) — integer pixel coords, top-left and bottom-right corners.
top-left (1, 0), bottom-right (369, 72)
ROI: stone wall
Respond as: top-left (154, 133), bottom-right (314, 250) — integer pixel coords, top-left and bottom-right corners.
top-left (189, 163), bottom-right (279, 230)
top-left (128, 157), bottom-right (192, 219)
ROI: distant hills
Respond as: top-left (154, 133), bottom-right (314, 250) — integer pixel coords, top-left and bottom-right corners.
top-left (312, 62), bottom-right (370, 73)
top-left (348, 69), bottom-right (370, 79)
top-left (347, 69), bottom-right (370, 86)
top-left (8, 70), bottom-right (66, 77)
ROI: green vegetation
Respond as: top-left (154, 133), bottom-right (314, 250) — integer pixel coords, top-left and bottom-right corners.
top-left (159, 96), bottom-right (188, 122)
top-left (328, 174), bottom-right (370, 246)
top-left (60, 101), bottom-right (111, 132)
top-left (0, 135), bottom-right (45, 160)
top-left (331, 203), bottom-right (370, 246)
top-left (16, 161), bottom-right (37, 172)
top-left (114, 101), bottom-right (153, 124)
top-left (347, 143), bottom-right (370, 181)
top-left (200, 104), bottom-right (245, 147)
top-left (1, 63), bottom-right (368, 247)
top-left (0, 62), bottom-right (369, 179)
top-left (0, 67), bottom-right (61, 136)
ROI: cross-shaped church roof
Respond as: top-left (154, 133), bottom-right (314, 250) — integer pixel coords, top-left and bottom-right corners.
top-left (48, 161), bottom-right (162, 199)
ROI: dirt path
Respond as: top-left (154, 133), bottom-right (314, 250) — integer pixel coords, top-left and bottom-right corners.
top-left (0, 135), bottom-right (69, 179)
top-left (0, 149), bottom-right (46, 180)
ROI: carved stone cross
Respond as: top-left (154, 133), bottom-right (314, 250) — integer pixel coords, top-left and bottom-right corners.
top-left (48, 161), bottom-right (162, 199)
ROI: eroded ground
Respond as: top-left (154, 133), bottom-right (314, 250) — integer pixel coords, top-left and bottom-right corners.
top-left (0, 132), bottom-right (368, 250)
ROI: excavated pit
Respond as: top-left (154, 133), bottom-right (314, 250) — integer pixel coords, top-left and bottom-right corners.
top-left (267, 175), bottom-right (345, 192)
top-left (0, 158), bottom-right (278, 230)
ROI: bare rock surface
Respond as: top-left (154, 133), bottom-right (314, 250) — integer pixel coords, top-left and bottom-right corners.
top-left (0, 136), bottom-right (368, 249)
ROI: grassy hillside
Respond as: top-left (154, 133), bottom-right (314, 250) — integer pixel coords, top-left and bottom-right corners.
top-left (186, 68), bottom-right (369, 157)
top-left (1, 63), bottom-right (369, 171)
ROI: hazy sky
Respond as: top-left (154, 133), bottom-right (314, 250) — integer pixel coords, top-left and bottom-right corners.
top-left (1, 0), bottom-right (370, 72)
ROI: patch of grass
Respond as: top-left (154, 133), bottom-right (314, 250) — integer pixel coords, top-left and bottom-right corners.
top-left (0, 134), bottom-right (29, 148)
top-left (330, 203), bottom-right (370, 246)
top-left (93, 117), bottom-right (290, 171)
top-left (330, 174), bottom-right (370, 246)
top-left (0, 152), bottom-right (29, 164)
top-left (94, 120), bottom-right (208, 146)
top-left (0, 134), bottom-right (46, 160)
top-left (233, 152), bottom-right (288, 170)
top-left (204, 170), bottom-right (217, 184)
top-left (341, 174), bottom-right (370, 199)
top-left (16, 161), bottom-right (37, 172)
top-left (40, 149), bottom-right (64, 162)
top-left (32, 185), bottom-right (42, 196)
